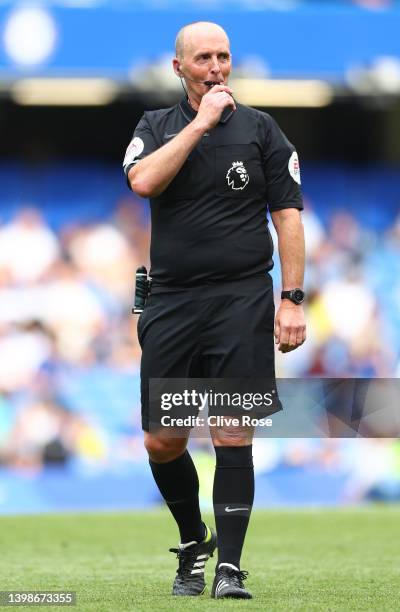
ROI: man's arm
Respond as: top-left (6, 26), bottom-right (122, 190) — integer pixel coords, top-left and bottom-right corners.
top-left (128, 85), bottom-right (235, 199)
top-left (271, 208), bottom-right (306, 353)
top-left (128, 120), bottom-right (206, 198)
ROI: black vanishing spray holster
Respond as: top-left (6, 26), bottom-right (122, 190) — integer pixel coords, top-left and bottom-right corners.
top-left (132, 266), bottom-right (151, 314)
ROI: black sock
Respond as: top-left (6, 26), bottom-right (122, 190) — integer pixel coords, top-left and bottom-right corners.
top-left (149, 450), bottom-right (205, 544)
top-left (213, 445), bottom-right (254, 569)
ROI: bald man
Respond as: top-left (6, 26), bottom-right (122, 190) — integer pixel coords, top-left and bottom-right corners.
top-left (123, 21), bottom-right (306, 600)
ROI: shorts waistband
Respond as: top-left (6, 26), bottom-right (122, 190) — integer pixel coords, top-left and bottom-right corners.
top-left (150, 273), bottom-right (272, 294)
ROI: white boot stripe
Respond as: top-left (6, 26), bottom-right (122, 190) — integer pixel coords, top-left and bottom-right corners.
top-left (194, 561), bottom-right (205, 567)
top-left (216, 580), bottom-right (229, 596)
top-left (196, 554), bottom-right (207, 560)
top-left (191, 568), bottom-right (204, 574)
top-left (217, 580), bottom-right (229, 595)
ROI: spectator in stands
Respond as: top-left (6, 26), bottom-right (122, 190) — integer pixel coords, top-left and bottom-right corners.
top-left (0, 208), bottom-right (59, 284)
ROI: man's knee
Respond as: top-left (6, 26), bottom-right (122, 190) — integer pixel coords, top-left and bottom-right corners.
top-left (211, 425), bottom-right (254, 447)
top-left (144, 432), bottom-right (188, 463)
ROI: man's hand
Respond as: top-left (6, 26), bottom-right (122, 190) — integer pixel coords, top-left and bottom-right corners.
top-left (274, 302), bottom-right (306, 353)
top-left (194, 85), bottom-right (236, 131)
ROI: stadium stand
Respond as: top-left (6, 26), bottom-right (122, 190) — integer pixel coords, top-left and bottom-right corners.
top-left (0, 163), bottom-right (399, 512)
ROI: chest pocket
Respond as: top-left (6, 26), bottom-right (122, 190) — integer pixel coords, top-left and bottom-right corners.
top-left (215, 144), bottom-right (266, 199)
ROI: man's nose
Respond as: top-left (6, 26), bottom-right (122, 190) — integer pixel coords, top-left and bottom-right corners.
top-left (210, 58), bottom-right (222, 74)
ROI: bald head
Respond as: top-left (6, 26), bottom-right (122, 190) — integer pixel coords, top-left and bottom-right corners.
top-left (175, 21), bottom-right (229, 60)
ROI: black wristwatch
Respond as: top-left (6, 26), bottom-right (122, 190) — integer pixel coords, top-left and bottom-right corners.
top-left (281, 288), bottom-right (305, 305)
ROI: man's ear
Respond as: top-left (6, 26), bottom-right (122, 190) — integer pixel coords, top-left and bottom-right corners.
top-left (172, 58), bottom-right (182, 77)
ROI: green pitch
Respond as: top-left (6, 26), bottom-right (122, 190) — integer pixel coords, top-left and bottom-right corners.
top-left (0, 507), bottom-right (399, 611)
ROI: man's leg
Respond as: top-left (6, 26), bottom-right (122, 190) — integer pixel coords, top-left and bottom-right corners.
top-left (208, 423), bottom-right (254, 599)
top-left (212, 441), bottom-right (254, 570)
top-left (199, 275), bottom-right (278, 598)
top-left (144, 431), bottom-right (205, 544)
top-left (210, 425), bottom-right (254, 567)
top-left (138, 288), bottom-right (218, 595)
top-left (139, 290), bottom-right (211, 546)
top-left (144, 429), bottom-right (217, 596)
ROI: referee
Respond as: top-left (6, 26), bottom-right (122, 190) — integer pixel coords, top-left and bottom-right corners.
top-left (123, 22), bottom-right (306, 600)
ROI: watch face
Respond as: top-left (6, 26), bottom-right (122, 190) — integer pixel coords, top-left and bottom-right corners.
top-left (293, 289), bottom-right (305, 304)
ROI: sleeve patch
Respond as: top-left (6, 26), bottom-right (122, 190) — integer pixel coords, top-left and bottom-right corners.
top-left (288, 151), bottom-right (301, 185)
top-left (123, 137), bottom-right (145, 167)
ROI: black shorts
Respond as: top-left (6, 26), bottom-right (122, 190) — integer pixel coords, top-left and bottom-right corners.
top-left (137, 274), bottom-right (278, 431)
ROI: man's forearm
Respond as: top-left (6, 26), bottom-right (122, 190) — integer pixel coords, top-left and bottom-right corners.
top-left (271, 209), bottom-right (305, 290)
top-left (128, 119), bottom-right (207, 198)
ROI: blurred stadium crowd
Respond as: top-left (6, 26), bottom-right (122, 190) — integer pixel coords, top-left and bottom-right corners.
top-left (0, 164), bottom-right (399, 507)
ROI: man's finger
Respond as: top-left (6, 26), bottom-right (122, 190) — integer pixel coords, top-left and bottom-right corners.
top-left (274, 319), bottom-right (280, 344)
top-left (219, 92), bottom-right (235, 107)
top-left (295, 326), bottom-right (305, 347)
top-left (209, 85), bottom-right (233, 94)
top-left (279, 325), bottom-right (290, 347)
top-left (280, 343), bottom-right (296, 353)
top-left (288, 328), bottom-right (298, 347)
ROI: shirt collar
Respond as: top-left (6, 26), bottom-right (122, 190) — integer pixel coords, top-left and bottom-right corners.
top-left (179, 96), bottom-right (235, 125)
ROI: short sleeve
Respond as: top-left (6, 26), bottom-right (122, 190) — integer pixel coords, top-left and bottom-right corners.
top-left (123, 113), bottom-right (158, 183)
top-left (264, 116), bottom-right (303, 212)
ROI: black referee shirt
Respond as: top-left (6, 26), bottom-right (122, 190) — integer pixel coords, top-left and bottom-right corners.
top-left (123, 97), bottom-right (303, 286)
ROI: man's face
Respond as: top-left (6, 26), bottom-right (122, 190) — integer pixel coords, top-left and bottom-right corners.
top-left (175, 27), bottom-right (232, 100)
